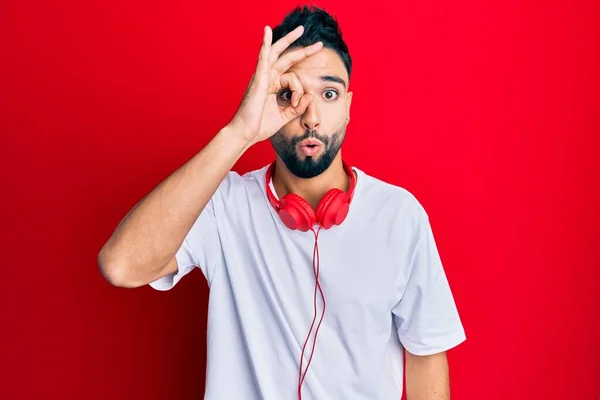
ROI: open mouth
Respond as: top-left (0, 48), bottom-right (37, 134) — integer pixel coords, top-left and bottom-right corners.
top-left (300, 143), bottom-right (322, 156)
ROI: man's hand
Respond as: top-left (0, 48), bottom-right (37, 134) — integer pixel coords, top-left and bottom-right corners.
top-left (405, 351), bottom-right (450, 400)
top-left (229, 25), bottom-right (323, 146)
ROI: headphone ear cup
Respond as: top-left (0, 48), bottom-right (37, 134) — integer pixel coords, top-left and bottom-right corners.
top-left (279, 193), bottom-right (316, 231)
top-left (316, 189), bottom-right (350, 229)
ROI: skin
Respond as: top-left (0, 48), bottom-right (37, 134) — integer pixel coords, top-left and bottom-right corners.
top-left (269, 47), bottom-right (354, 210)
top-left (405, 351), bottom-right (451, 400)
top-left (97, 26), bottom-right (326, 287)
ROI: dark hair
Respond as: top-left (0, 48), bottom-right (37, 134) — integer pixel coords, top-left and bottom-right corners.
top-left (272, 5), bottom-right (352, 81)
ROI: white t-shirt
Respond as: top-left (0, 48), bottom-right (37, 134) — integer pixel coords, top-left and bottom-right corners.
top-left (149, 163), bottom-right (466, 400)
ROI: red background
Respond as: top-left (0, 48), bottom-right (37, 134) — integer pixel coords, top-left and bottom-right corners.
top-left (1, 0), bottom-right (598, 399)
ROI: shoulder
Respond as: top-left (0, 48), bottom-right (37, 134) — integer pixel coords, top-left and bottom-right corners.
top-left (212, 164), bottom-right (270, 204)
top-left (354, 166), bottom-right (429, 225)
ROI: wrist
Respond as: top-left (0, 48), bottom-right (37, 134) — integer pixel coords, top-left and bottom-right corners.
top-left (219, 123), bottom-right (255, 154)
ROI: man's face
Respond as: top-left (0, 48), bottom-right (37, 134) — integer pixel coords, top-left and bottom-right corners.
top-left (270, 48), bottom-right (353, 179)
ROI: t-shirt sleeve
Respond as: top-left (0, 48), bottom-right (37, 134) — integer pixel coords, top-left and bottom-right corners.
top-left (148, 174), bottom-right (230, 291)
top-left (391, 201), bottom-right (466, 356)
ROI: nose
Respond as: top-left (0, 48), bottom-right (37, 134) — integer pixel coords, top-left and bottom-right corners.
top-left (302, 120), bottom-right (319, 130)
top-left (300, 100), bottom-right (320, 130)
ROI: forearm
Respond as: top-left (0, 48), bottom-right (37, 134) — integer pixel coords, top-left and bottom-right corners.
top-left (405, 351), bottom-right (450, 400)
top-left (98, 123), bottom-right (251, 286)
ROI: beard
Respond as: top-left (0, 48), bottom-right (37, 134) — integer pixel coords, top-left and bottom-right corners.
top-left (269, 122), bottom-right (347, 179)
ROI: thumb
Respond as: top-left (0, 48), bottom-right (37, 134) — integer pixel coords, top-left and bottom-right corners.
top-left (282, 93), bottom-right (313, 123)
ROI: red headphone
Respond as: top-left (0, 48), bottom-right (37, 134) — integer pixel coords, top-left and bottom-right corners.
top-left (265, 160), bottom-right (357, 231)
top-left (265, 160), bottom-right (356, 399)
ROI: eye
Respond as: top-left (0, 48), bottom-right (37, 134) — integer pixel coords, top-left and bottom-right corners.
top-left (279, 90), bottom-right (292, 102)
top-left (323, 90), bottom-right (339, 100)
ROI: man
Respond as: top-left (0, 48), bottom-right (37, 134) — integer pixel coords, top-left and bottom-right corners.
top-left (98, 5), bottom-right (466, 400)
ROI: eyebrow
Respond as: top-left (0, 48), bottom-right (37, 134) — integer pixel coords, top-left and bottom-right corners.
top-left (320, 75), bottom-right (347, 89)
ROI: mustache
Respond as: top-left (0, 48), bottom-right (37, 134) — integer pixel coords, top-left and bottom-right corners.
top-left (290, 129), bottom-right (330, 146)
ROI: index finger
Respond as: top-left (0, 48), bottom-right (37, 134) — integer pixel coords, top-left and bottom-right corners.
top-left (274, 41), bottom-right (323, 75)
top-left (269, 25), bottom-right (305, 62)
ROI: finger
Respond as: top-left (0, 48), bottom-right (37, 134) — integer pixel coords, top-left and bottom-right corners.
top-left (270, 25), bottom-right (304, 62)
top-left (258, 26), bottom-right (272, 68)
top-left (274, 41), bottom-right (323, 75)
top-left (282, 93), bottom-right (314, 123)
top-left (295, 92), bottom-right (314, 114)
top-left (280, 72), bottom-right (304, 108)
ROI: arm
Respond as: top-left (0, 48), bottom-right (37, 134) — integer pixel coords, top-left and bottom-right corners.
top-left (98, 124), bottom-right (251, 288)
top-left (405, 350), bottom-right (450, 400)
top-left (98, 25), bottom-right (321, 288)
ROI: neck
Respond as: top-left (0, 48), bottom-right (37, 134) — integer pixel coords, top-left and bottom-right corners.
top-left (273, 155), bottom-right (350, 211)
